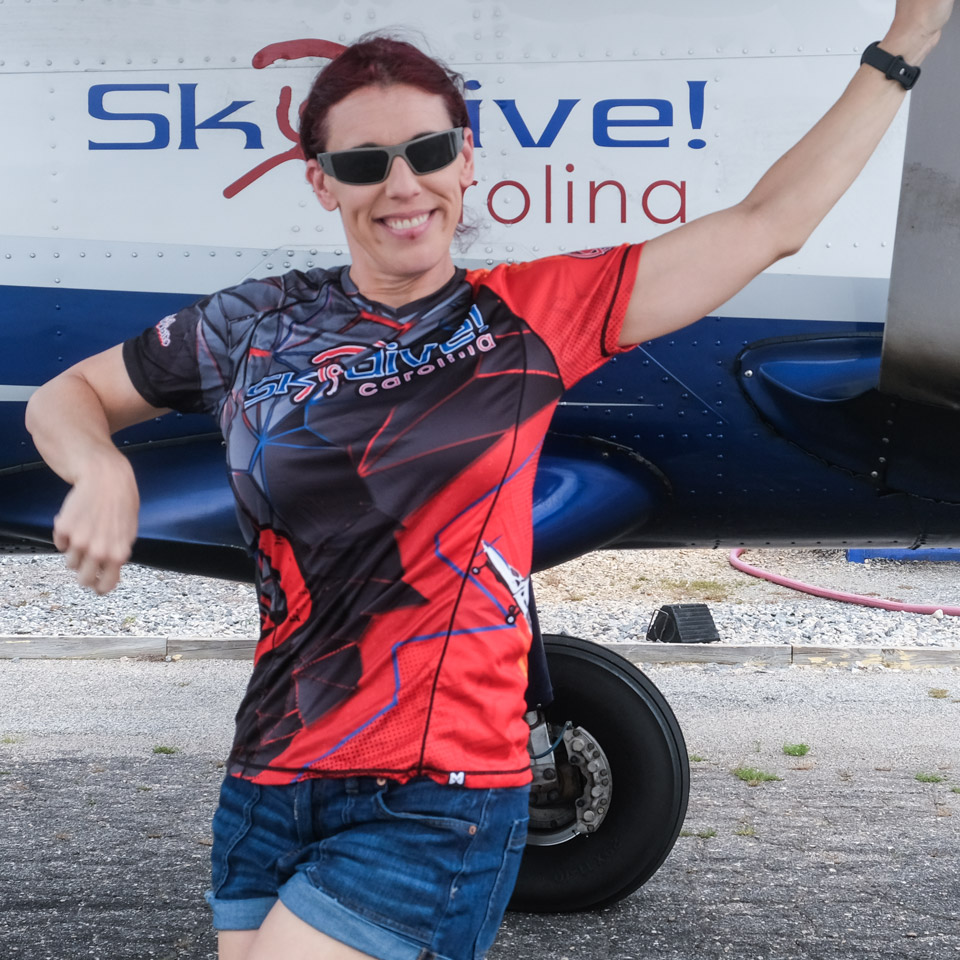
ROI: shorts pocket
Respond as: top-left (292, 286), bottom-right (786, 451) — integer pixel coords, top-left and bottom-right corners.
top-left (374, 787), bottom-right (480, 836)
top-left (306, 782), bottom-right (484, 945)
top-left (210, 778), bottom-right (261, 897)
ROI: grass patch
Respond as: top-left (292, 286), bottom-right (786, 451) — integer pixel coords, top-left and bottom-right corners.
top-left (152, 745), bottom-right (178, 756)
top-left (733, 766), bottom-right (782, 785)
top-left (915, 772), bottom-right (945, 784)
top-left (0, 736), bottom-right (20, 745)
top-left (689, 754), bottom-right (707, 763)
top-left (783, 743), bottom-right (810, 757)
top-left (666, 578), bottom-right (732, 601)
top-left (951, 787), bottom-right (960, 795)
top-left (929, 688), bottom-right (949, 700)
top-left (734, 822), bottom-right (756, 837)
top-left (679, 828), bottom-right (717, 839)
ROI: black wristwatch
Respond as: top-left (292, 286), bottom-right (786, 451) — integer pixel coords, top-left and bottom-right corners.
top-left (860, 40), bottom-right (921, 89)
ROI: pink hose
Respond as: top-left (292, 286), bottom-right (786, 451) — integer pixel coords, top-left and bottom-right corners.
top-left (728, 548), bottom-right (960, 617)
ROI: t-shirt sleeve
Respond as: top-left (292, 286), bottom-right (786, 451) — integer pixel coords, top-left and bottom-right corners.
top-left (469, 243), bottom-right (643, 388)
top-left (122, 279), bottom-right (277, 416)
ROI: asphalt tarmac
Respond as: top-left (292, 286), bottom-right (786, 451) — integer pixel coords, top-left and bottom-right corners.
top-left (0, 659), bottom-right (958, 960)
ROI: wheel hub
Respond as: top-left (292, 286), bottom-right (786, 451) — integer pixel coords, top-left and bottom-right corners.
top-left (526, 722), bottom-right (613, 846)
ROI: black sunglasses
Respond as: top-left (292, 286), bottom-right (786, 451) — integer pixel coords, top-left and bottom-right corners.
top-left (315, 127), bottom-right (466, 185)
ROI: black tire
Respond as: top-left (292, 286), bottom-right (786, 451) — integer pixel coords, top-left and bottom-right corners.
top-left (509, 635), bottom-right (689, 912)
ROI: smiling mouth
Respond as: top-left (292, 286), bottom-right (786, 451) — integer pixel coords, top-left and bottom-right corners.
top-left (381, 212), bottom-right (432, 231)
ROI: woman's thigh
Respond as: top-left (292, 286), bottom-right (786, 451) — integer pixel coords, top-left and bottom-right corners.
top-left (217, 929), bottom-right (258, 960)
top-left (245, 902), bottom-right (378, 960)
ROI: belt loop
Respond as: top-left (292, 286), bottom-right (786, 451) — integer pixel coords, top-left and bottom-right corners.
top-left (293, 780), bottom-right (313, 845)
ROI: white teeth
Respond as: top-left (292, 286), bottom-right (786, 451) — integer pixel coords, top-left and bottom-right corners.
top-left (384, 213), bottom-right (430, 230)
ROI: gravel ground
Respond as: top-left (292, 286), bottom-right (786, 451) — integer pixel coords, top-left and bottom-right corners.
top-left (1, 548), bottom-right (959, 649)
top-left (534, 549), bottom-right (960, 649)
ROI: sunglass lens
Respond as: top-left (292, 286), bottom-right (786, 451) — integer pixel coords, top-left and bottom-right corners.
top-left (406, 131), bottom-right (458, 174)
top-left (332, 150), bottom-right (389, 184)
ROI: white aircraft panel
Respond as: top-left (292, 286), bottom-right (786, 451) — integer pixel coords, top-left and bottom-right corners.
top-left (2, 0), bottom-right (904, 288)
top-left (3, 0), bottom-right (897, 68)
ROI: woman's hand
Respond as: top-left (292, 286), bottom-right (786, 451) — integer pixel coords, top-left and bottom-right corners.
top-left (894, 0), bottom-right (955, 35)
top-left (886, 0), bottom-right (955, 61)
top-left (52, 449), bottom-right (140, 595)
top-left (25, 344), bottom-right (165, 595)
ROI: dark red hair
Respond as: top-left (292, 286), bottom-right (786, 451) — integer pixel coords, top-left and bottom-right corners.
top-left (299, 36), bottom-right (470, 158)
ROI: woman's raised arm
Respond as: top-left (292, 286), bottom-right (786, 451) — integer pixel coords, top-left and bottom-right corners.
top-left (620, 0), bottom-right (955, 346)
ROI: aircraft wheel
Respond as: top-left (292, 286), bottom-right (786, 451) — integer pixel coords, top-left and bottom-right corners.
top-left (509, 634), bottom-right (689, 912)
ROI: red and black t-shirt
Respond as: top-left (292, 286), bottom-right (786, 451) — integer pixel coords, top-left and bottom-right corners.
top-left (123, 244), bottom-right (641, 787)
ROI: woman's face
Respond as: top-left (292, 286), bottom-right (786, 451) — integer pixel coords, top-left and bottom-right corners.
top-left (305, 83), bottom-right (475, 305)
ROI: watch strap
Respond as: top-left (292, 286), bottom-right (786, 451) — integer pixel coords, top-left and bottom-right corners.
top-left (860, 40), bottom-right (921, 90)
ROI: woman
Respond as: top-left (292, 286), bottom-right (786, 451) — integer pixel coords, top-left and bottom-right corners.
top-left (24, 3), bottom-right (954, 958)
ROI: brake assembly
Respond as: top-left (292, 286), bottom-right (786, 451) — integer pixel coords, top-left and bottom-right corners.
top-left (525, 709), bottom-right (613, 846)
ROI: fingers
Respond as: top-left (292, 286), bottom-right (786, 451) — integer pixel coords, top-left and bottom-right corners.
top-left (53, 494), bottom-right (136, 596)
top-left (52, 514), bottom-right (70, 554)
top-left (76, 552), bottom-right (124, 596)
top-left (49, 452), bottom-right (139, 595)
top-left (60, 535), bottom-right (130, 594)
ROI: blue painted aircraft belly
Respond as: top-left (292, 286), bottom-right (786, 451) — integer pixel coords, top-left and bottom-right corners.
top-left (4, 283), bottom-right (960, 579)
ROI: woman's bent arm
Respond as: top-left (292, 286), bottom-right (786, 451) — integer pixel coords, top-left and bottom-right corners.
top-left (24, 344), bottom-right (169, 594)
top-left (621, 1), bottom-right (954, 346)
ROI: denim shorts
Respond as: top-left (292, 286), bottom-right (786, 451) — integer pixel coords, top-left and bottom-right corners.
top-left (205, 774), bottom-right (530, 960)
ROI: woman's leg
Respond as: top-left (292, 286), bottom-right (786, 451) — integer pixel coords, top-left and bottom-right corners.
top-left (245, 902), bottom-right (377, 960)
top-left (218, 930), bottom-right (259, 960)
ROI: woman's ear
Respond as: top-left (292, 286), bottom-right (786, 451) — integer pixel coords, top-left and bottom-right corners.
top-left (305, 158), bottom-right (339, 212)
top-left (459, 127), bottom-right (476, 190)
